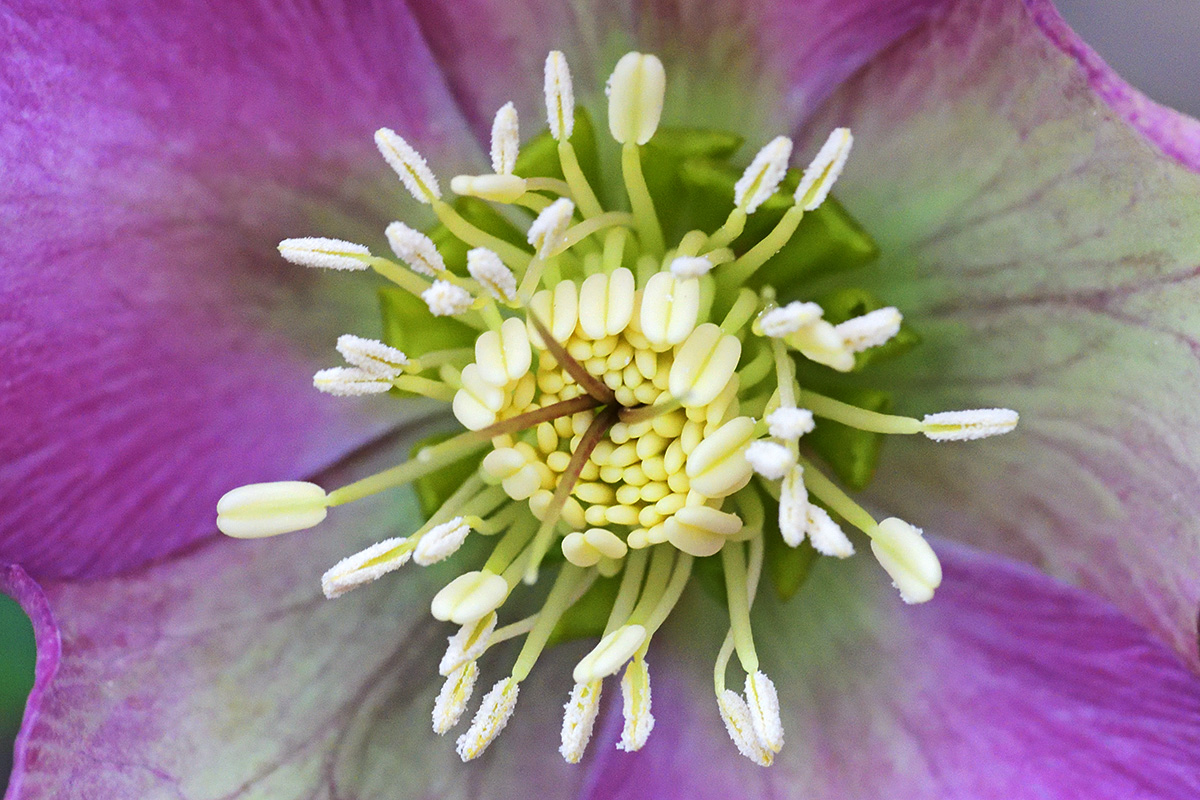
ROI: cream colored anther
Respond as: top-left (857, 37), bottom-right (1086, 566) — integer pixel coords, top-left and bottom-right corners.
top-left (617, 657), bottom-right (654, 752)
top-left (431, 571), bottom-right (509, 624)
top-left (559, 679), bottom-right (603, 763)
top-left (669, 323), bottom-right (742, 407)
top-left (640, 271), bottom-right (700, 349)
top-left (785, 319), bottom-right (854, 372)
top-left (869, 518), bottom-right (942, 604)
top-left (718, 690), bottom-right (772, 766)
top-left (685, 416), bottom-right (757, 497)
top-left (439, 612), bottom-right (498, 675)
top-left (433, 661), bottom-right (477, 734)
top-left (216, 481), bottom-right (327, 539)
top-left (474, 317), bottom-right (533, 386)
top-left (573, 624), bottom-right (648, 682)
top-left (563, 528), bottom-right (629, 567)
top-left (450, 173), bottom-right (527, 204)
top-left (607, 52), bottom-right (666, 145)
top-left (663, 505), bottom-right (743, 557)
top-left (452, 363), bottom-right (505, 431)
top-left (579, 267), bottom-right (636, 339)
top-left (528, 280), bottom-right (579, 346)
top-left (745, 671), bottom-right (784, 754)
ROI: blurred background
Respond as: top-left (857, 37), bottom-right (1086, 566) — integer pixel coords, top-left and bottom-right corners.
top-left (0, 0), bottom-right (1197, 794)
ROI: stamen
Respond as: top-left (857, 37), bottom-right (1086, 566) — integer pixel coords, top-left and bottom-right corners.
top-left (744, 671), bottom-right (783, 754)
top-left (456, 677), bottom-right (519, 761)
top-left (617, 656), bottom-right (654, 751)
top-left (422, 280), bottom-right (473, 317)
top-left (806, 504), bottom-right (854, 558)
top-left (734, 136), bottom-right (792, 214)
top-left (490, 101), bottom-right (520, 175)
top-left (543, 51), bottom-right (575, 142)
top-left (721, 541), bottom-right (759, 672)
top-left (757, 301), bottom-right (822, 338)
top-left (374, 128), bottom-right (442, 203)
top-left (778, 465), bottom-right (808, 547)
top-left (511, 564), bottom-right (596, 682)
top-left (559, 679), bottom-right (603, 763)
top-left (922, 408), bottom-right (1019, 441)
top-left (450, 173), bottom-right (527, 204)
top-left (669, 324), bottom-right (742, 407)
top-left (766, 406), bottom-right (815, 440)
top-left (745, 440), bottom-right (796, 480)
top-left (431, 570), bottom-right (509, 624)
top-left (385, 221), bottom-right (445, 276)
top-left (321, 536), bottom-right (412, 598)
top-left (640, 272), bottom-right (701, 348)
top-left (312, 366), bottom-right (392, 396)
top-left (683, 416), bottom-right (756, 497)
top-left (414, 516), bottom-right (473, 565)
top-left (836, 306), bottom-right (902, 352)
top-left (794, 127), bottom-right (852, 211)
top-left (527, 197), bottom-right (576, 259)
top-left (335, 334), bottom-right (409, 377)
top-left (433, 662), bottom-right (477, 734)
top-left (439, 612), bottom-right (498, 675)
top-left (606, 52), bottom-right (666, 146)
top-left (573, 624), bottom-right (647, 682)
top-left (718, 690), bottom-right (772, 766)
top-left (216, 481), bottom-right (327, 539)
top-left (278, 237), bottom-right (370, 271)
top-left (869, 517), bottom-right (942, 604)
top-left (669, 254), bottom-right (713, 279)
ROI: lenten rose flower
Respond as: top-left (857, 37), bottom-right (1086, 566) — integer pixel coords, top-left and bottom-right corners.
top-left (4, 0), bottom-right (1200, 798)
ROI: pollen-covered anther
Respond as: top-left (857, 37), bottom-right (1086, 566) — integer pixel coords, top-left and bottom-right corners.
top-left (836, 306), bottom-right (902, 352)
top-left (216, 481), bottom-right (327, 539)
top-left (735, 136), bottom-right (793, 214)
top-left (573, 624), bottom-right (647, 683)
top-left (757, 301), bottom-right (823, 338)
top-left (767, 406), bottom-right (815, 440)
top-left (745, 671), bottom-right (784, 754)
top-left (467, 248), bottom-right (518, 302)
top-left (450, 173), bottom-right (527, 204)
top-left (794, 127), bottom-right (853, 211)
top-left (374, 127), bottom-right (441, 202)
top-left (528, 197), bottom-right (576, 257)
top-left (422, 280), bottom-right (473, 317)
top-left (718, 690), bottom-right (772, 766)
top-left (806, 504), bottom-right (854, 558)
top-left (491, 101), bottom-right (520, 174)
top-left (618, 656), bottom-right (655, 752)
top-left (744, 440), bottom-right (796, 481)
top-left (922, 408), bottom-right (1019, 441)
top-left (440, 612), bottom-right (498, 676)
top-left (778, 465), bottom-right (808, 547)
top-left (384, 221), bottom-right (445, 277)
top-left (321, 536), bottom-right (412, 599)
top-left (457, 677), bottom-right (519, 761)
top-left (669, 254), bottom-right (713, 279)
top-left (414, 516), bottom-right (473, 566)
top-left (559, 679), bottom-right (603, 763)
top-left (278, 237), bottom-right (370, 271)
top-left (870, 517), bottom-right (942, 604)
top-left (606, 52), bottom-right (666, 145)
top-left (544, 51), bottom-right (575, 141)
top-left (313, 366), bottom-right (392, 396)
top-left (431, 571), bottom-right (509, 624)
top-left (336, 334), bottom-right (408, 377)
top-left (433, 661), bottom-right (478, 734)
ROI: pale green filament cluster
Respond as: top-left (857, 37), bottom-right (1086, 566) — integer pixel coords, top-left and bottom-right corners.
top-left (217, 50), bottom-right (1018, 767)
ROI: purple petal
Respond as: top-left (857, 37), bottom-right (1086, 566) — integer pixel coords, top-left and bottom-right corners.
top-left (1, 1), bottom-right (483, 579)
top-left (799, 0), bottom-right (1200, 666)
top-left (583, 542), bottom-right (1200, 799)
top-left (4, 434), bottom-right (596, 799)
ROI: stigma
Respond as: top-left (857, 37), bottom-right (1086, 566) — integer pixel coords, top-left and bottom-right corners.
top-left (219, 49), bottom-right (1018, 766)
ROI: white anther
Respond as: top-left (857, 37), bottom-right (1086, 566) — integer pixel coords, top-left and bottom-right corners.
top-left (641, 271), bottom-right (701, 348)
top-left (717, 690), bottom-right (772, 766)
top-left (606, 52), bottom-right (666, 145)
top-left (745, 671), bottom-right (784, 754)
top-left (559, 679), bottom-right (603, 763)
top-left (278, 237), bottom-right (370, 271)
top-left (778, 465), bottom-right (808, 547)
top-left (414, 516), bottom-right (472, 566)
top-left (806, 504), bottom-right (854, 558)
top-left (618, 657), bottom-right (655, 752)
top-left (467, 248), bottom-right (517, 302)
top-left (685, 416), bottom-right (757, 498)
top-left (669, 255), bottom-right (713, 279)
top-left (374, 127), bottom-right (441, 202)
top-left (794, 127), bottom-right (852, 211)
top-left (922, 408), bottom-right (1019, 441)
top-left (758, 301), bottom-right (823, 338)
top-left (744, 440), bottom-right (796, 480)
top-left (767, 406), bottom-right (815, 440)
top-left (457, 677), bottom-right (519, 761)
top-left (735, 136), bottom-right (793, 214)
top-left (544, 51), bottom-right (576, 141)
top-left (433, 661), bottom-right (477, 734)
top-left (670, 323), bottom-right (742, 408)
top-left (312, 366), bottom-right (393, 396)
top-left (321, 536), bottom-right (411, 599)
top-left (836, 306), bottom-right (902, 352)
top-left (663, 506), bottom-right (744, 558)
top-left (528, 197), bottom-right (575, 257)
top-left (431, 571), bottom-right (509, 624)
top-left (450, 173), bottom-right (528, 203)
top-left (869, 517), bottom-right (942, 604)
top-left (422, 280), bottom-right (473, 316)
top-left (216, 481), bottom-right (327, 539)
top-left (440, 612), bottom-right (498, 676)
top-left (573, 624), bottom-right (647, 683)
top-left (336, 334), bottom-right (408, 377)
top-left (384, 221), bottom-right (445, 276)
top-left (491, 101), bottom-right (520, 174)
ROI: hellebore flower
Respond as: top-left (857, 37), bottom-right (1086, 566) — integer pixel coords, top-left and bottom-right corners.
top-left (4, 0), bottom-right (1200, 797)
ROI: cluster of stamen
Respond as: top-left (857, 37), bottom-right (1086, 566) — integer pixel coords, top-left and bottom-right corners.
top-left (216, 50), bottom-right (1018, 767)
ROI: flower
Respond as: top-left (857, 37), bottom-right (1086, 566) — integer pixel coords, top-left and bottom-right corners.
top-left (4, 0), bottom-right (1200, 797)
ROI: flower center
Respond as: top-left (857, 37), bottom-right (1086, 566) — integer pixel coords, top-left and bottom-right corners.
top-left (216, 49), bottom-right (1018, 768)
